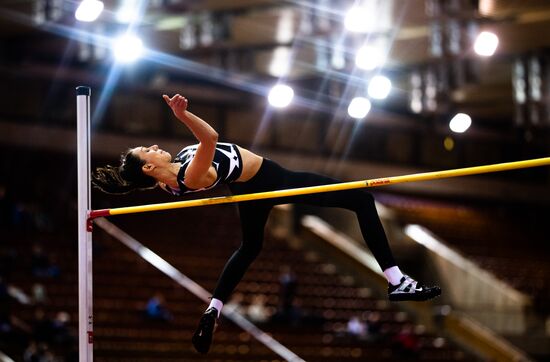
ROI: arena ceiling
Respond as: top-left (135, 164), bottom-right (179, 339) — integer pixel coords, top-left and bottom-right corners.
top-left (1, 0), bottom-right (550, 139)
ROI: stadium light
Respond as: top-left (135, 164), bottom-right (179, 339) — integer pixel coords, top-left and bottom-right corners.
top-left (348, 97), bottom-right (371, 119)
top-left (355, 45), bottom-right (385, 71)
top-left (268, 84), bottom-right (294, 108)
top-left (449, 113), bottom-right (472, 133)
top-left (75, 0), bottom-right (104, 22)
top-left (474, 31), bottom-right (498, 56)
top-left (113, 34), bottom-right (143, 63)
top-left (116, 0), bottom-right (140, 23)
top-left (368, 75), bottom-right (392, 100)
top-left (344, 5), bottom-right (376, 33)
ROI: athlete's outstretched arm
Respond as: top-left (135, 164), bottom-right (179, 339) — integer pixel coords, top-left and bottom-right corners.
top-left (163, 94), bottom-right (218, 188)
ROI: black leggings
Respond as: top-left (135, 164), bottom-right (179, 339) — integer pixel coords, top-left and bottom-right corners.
top-left (212, 159), bottom-right (396, 302)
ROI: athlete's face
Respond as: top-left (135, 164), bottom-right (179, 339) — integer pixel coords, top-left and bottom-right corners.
top-left (132, 145), bottom-right (172, 167)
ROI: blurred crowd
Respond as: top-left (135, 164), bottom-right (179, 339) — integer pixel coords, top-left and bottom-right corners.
top-left (0, 252), bottom-right (76, 362)
top-left (1, 183), bottom-right (77, 361)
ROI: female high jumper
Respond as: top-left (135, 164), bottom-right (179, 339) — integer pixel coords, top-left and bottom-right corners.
top-left (93, 94), bottom-right (441, 354)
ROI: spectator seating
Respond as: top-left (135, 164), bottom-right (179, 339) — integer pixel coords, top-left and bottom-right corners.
top-left (1, 194), bottom-right (476, 361)
top-left (377, 193), bottom-right (550, 314)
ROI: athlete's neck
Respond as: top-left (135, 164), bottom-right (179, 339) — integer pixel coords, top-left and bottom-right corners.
top-left (155, 162), bottom-right (181, 188)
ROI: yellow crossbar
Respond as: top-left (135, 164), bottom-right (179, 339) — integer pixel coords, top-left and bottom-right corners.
top-left (89, 157), bottom-right (550, 219)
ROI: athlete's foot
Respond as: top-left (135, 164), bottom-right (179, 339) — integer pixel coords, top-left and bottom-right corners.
top-left (388, 275), bottom-right (441, 302)
top-left (192, 307), bottom-right (219, 354)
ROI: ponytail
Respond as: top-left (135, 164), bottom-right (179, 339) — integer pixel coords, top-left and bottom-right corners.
top-left (92, 149), bottom-right (157, 195)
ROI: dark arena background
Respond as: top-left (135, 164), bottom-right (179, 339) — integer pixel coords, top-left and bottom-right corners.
top-left (1, 0), bottom-right (550, 361)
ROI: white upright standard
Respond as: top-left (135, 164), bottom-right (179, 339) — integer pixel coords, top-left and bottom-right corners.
top-left (76, 86), bottom-right (93, 361)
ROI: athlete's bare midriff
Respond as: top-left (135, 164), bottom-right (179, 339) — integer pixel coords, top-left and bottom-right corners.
top-left (235, 146), bottom-right (263, 182)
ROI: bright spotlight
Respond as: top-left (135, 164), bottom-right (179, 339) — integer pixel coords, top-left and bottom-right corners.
top-left (348, 97), bottom-right (371, 119)
top-left (474, 31), bottom-right (498, 56)
top-left (268, 84), bottom-right (294, 108)
top-left (355, 45), bottom-right (385, 71)
top-left (75, 0), bottom-right (104, 22)
top-left (368, 75), bottom-right (392, 100)
top-left (269, 47), bottom-right (291, 77)
top-left (449, 113), bottom-right (472, 133)
top-left (344, 6), bottom-right (375, 33)
top-left (116, 1), bottom-right (139, 23)
top-left (113, 35), bottom-right (143, 63)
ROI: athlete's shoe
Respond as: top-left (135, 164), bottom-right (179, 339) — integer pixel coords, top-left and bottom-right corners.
top-left (388, 275), bottom-right (441, 302)
top-left (192, 307), bottom-right (219, 354)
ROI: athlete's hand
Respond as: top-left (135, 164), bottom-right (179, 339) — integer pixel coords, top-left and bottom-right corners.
top-left (163, 94), bottom-right (189, 119)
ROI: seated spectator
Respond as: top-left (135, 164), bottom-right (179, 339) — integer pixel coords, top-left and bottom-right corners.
top-left (392, 323), bottom-right (420, 359)
top-left (0, 184), bottom-right (15, 229)
top-left (7, 284), bottom-right (32, 305)
top-left (247, 294), bottom-right (271, 323)
top-left (347, 315), bottom-right (367, 339)
top-left (144, 293), bottom-right (173, 322)
top-left (278, 265), bottom-right (297, 311)
top-left (31, 308), bottom-right (54, 345)
top-left (51, 311), bottom-right (75, 346)
top-left (271, 265), bottom-right (305, 326)
top-left (0, 248), bottom-right (17, 279)
top-left (224, 292), bottom-right (245, 315)
top-left (32, 284), bottom-right (48, 305)
top-left (0, 278), bottom-right (30, 349)
top-left (23, 341), bottom-right (56, 362)
top-left (31, 245), bottom-right (59, 278)
top-left (0, 276), bottom-right (12, 332)
top-left (365, 310), bottom-right (383, 342)
top-left (13, 201), bottom-right (39, 231)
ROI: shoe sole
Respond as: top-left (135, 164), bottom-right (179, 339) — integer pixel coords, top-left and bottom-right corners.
top-left (389, 287), bottom-right (441, 302)
top-left (192, 332), bottom-right (212, 354)
top-left (192, 315), bottom-right (216, 354)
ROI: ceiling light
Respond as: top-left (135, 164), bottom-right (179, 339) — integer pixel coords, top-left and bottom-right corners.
top-left (331, 41), bottom-right (346, 70)
top-left (474, 31), bottom-right (498, 56)
top-left (113, 35), bottom-right (143, 63)
top-left (344, 5), bottom-right (376, 33)
top-left (410, 98), bottom-right (422, 113)
top-left (449, 113), bottom-right (472, 133)
top-left (348, 97), bottom-right (371, 119)
top-left (269, 47), bottom-right (292, 77)
top-left (368, 75), bottom-right (392, 100)
top-left (75, 0), bottom-right (104, 22)
top-left (268, 84), bottom-right (294, 108)
top-left (116, 1), bottom-right (139, 23)
top-left (276, 8), bottom-right (295, 43)
top-left (355, 45), bottom-right (385, 71)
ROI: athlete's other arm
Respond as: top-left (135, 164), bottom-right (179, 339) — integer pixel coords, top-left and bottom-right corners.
top-left (163, 94), bottom-right (218, 189)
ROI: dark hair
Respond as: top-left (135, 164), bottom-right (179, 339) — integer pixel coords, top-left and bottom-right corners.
top-left (92, 149), bottom-right (158, 194)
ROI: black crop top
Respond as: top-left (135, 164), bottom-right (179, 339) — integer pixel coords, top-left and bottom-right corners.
top-left (163, 142), bottom-right (243, 196)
